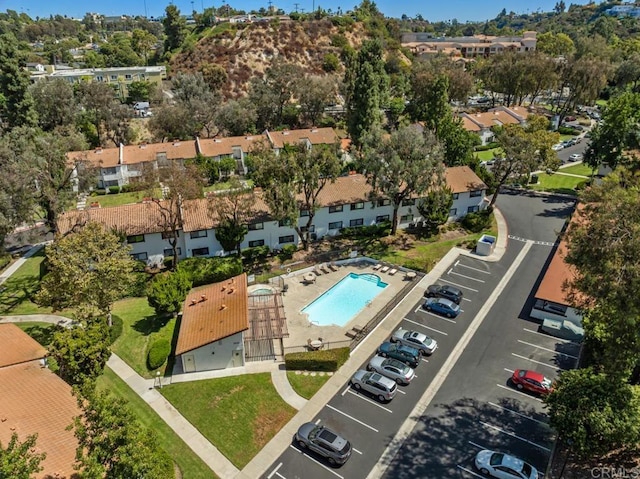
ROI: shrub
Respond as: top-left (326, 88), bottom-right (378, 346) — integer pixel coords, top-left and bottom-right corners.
top-left (575, 179), bottom-right (591, 190)
top-left (475, 142), bottom-right (500, 151)
top-left (461, 210), bottom-right (493, 233)
top-left (558, 126), bottom-right (580, 135)
top-left (0, 253), bottom-right (10, 271)
top-left (147, 338), bottom-right (171, 370)
top-left (330, 33), bottom-right (348, 48)
top-left (278, 244), bottom-right (298, 262)
top-left (322, 53), bottom-right (340, 72)
top-left (108, 315), bottom-right (124, 345)
top-left (177, 256), bottom-right (243, 287)
top-left (242, 245), bottom-right (270, 262)
top-left (108, 185), bottom-right (120, 194)
top-left (285, 347), bottom-right (350, 372)
top-left (340, 222), bottom-right (391, 239)
top-left (146, 270), bottom-right (192, 316)
top-left (127, 271), bottom-right (149, 297)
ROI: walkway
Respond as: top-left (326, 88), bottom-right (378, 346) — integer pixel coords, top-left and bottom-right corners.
top-left (0, 243), bottom-right (45, 286)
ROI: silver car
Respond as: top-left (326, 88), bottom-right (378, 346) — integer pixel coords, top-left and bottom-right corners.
top-left (475, 450), bottom-right (538, 479)
top-left (391, 328), bottom-right (438, 355)
top-left (350, 370), bottom-right (397, 402)
top-left (367, 356), bottom-right (415, 385)
top-left (295, 422), bottom-right (352, 465)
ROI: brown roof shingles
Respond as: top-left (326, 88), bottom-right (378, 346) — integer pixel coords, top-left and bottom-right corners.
top-left (267, 128), bottom-right (338, 149)
top-left (176, 273), bottom-right (249, 355)
top-left (0, 325), bottom-right (80, 479)
top-left (198, 135), bottom-right (267, 157)
top-left (0, 323), bottom-right (47, 367)
top-left (445, 166), bottom-right (487, 194)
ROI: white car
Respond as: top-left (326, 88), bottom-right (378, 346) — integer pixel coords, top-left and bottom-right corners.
top-left (569, 153), bottom-right (582, 161)
top-left (367, 356), bottom-right (416, 385)
top-left (350, 370), bottom-right (397, 402)
top-left (552, 143), bottom-right (564, 151)
top-left (391, 328), bottom-right (438, 355)
top-left (475, 450), bottom-right (538, 479)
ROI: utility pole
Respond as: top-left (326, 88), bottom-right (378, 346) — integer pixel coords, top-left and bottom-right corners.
top-left (313, 0), bottom-right (315, 13)
top-left (294, 3), bottom-right (299, 13)
top-left (268, 0), bottom-right (273, 11)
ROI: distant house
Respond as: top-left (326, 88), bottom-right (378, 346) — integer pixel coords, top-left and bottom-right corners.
top-left (175, 274), bottom-right (250, 372)
top-left (459, 106), bottom-right (528, 145)
top-left (0, 323), bottom-right (81, 479)
top-left (402, 31), bottom-right (537, 58)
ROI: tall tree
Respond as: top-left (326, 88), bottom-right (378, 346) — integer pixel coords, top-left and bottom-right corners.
top-left (29, 78), bottom-right (78, 131)
top-left (417, 186), bottom-right (453, 233)
top-left (73, 390), bottom-right (173, 478)
top-left (131, 28), bottom-right (156, 65)
top-left (0, 433), bottom-right (46, 479)
top-left (172, 72), bottom-right (219, 137)
top-left (362, 125), bottom-right (446, 235)
top-left (296, 75), bottom-right (335, 127)
top-left (490, 115), bottom-right (559, 207)
top-left (344, 39), bottom-right (389, 149)
top-left (0, 33), bottom-right (37, 129)
top-left (536, 32), bottom-right (574, 58)
top-left (214, 99), bottom-right (257, 137)
top-left (163, 5), bottom-right (187, 53)
top-left (211, 177), bottom-right (254, 255)
top-left (36, 222), bottom-right (136, 325)
top-left (146, 270), bottom-right (192, 317)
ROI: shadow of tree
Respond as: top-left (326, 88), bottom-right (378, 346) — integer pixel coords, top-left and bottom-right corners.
top-left (131, 313), bottom-right (172, 336)
top-left (21, 324), bottom-right (61, 347)
top-left (379, 397), bottom-right (554, 479)
top-left (0, 275), bottom-right (42, 314)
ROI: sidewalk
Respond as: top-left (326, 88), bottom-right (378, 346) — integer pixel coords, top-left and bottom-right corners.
top-left (0, 243), bottom-right (46, 286)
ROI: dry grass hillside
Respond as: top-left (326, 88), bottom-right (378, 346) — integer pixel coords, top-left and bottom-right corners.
top-left (170, 19), bottom-right (368, 98)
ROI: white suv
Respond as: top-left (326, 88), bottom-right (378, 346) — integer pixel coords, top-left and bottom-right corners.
top-left (350, 370), bottom-right (397, 402)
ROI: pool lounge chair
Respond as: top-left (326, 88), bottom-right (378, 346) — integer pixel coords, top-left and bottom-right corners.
top-left (388, 268), bottom-right (398, 275)
top-left (372, 263), bottom-right (382, 271)
top-left (320, 263), bottom-right (331, 274)
top-left (380, 265), bottom-right (390, 273)
top-left (329, 261), bottom-right (340, 271)
top-left (314, 265), bottom-right (323, 276)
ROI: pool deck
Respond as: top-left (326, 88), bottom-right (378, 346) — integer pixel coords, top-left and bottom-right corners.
top-left (279, 260), bottom-right (410, 352)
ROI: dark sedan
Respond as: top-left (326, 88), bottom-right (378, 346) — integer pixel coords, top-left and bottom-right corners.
top-left (423, 297), bottom-right (461, 318)
top-left (424, 284), bottom-right (463, 304)
top-left (377, 342), bottom-right (420, 368)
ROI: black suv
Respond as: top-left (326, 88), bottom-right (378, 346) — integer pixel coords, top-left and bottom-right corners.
top-left (424, 284), bottom-right (463, 304)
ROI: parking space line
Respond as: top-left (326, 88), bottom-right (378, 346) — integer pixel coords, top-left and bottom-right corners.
top-left (517, 340), bottom-right (578, 359)
top-left (496, 384), bottom-right (542, 402)
top-left (455, 260), bottom-right (491, 274)
top-left (403, 317), bottom-right (449, 336)
top-left (288, 445), bottom-right (344, 478)
top-left (488, 402), bottom-right (550, 427)
top-left (416, 308), bottom-right (457, 323)
top-left (468, 441), bottom-right (485, 449)
top-left (421, 358), bottom-right (429, 364)
top-left (457, 465), bottom-right (485, 478)
top-left (449, 269), bottom-right (486, 283)
top-left (439, 278), bottom-right (479, 292)
top-left (275, 473), bottom-right (286, 479)
top-left (504, 368), bottom-right (514, 373)
top-left (326, 404), bottom-right (379, 432)
top-left (346, 390), bottom-right (393, 413)
top-left (462, 297), bottom-right (472, 302)
top-left (353, 448), bottom-right (363, 455)
top-left (341, 386), bottom-right (350, 396)
top-left (479, 421), bottom-right (551, 452)
top-left (523, 328), bottom-right (572, 343)
top-left (315, 418), bottom-right (321, 425)
top-left (267, 463), bottom-right (283, 479)
top-left (396, 389), bottom-right (406, 395)
top-left (512, 353), bottom-right (563, 370)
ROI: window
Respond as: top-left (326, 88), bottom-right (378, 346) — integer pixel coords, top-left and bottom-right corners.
top-left (400, 214), bottom-right (414, 223)
top-left (192, 247), bottom-right (209, 257)
top-left (377, 199), bottom-right (391, 207)
top-left (278, 219), bottom-right (291, 227)
top-left (452, 193), bottom-right (459, 200)
top-left (299, 209), bottom-right (309, 217)
top-left (350, 218), bottom-right (364, 227)
top-left (470, 190), bottom-right (482, 197)
top-left (248, 239), bottom-right (264, 247)
top-left (328, 221), bottom-right (343, 230)
top-left (350, 202), bottom-right (364, 210)
top-left (401, 199), bottom-right (415, 206)
top-left (125, 74), bottom-right (132, 80)
top-left (103, 167), bottom-right (117, 175)
top-left (131, 252), bottom-right (148, 260)
top-left (96, 75), bottom-right (104, 82)
top-left (300, 225), bottom-right (315, 233)
top-left (449, 208), bottom-right (457, 216)
top-left (127, 234), bottom-right (145, 244)
top-left (190, 230), bottom-right (207, 239)
top-left (467, 206), bottom-right (480, 213)
top-left (110, 75), bottom-right (117, 81)
top-left (278, 235), bottom-right (294, 244)
top-left (161, 231), bottom-right (179, 240)
top-left (328, 205), bottom-right (343, 213)
top-left (163, 247), bottom-right (181, 256)
top-left (248, 222), bottom-right (264, 231)
top-left (376, 215), bottom-right (390, 223)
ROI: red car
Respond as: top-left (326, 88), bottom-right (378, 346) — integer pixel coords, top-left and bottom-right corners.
top-left (511, 369), bottom-right (553, 395)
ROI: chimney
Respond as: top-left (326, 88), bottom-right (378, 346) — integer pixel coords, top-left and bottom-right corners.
top-left (220, 304), bottom-right (227, 310)
top-left (190, 299), bottom-right (197, 306)
top-left (228, 288), bottom-right (234, 294)
top-left (200, 295), bottom-right (207, 302)
top-left (94, 147), bottom-right (102, 154)
top-left (195, 136), bottom-right (202, 155)
top-left (119, 143), bottom-right (124, 164)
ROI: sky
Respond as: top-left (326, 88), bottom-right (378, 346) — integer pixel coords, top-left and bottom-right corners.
top-left (1, 0), bottom-right (599, 22)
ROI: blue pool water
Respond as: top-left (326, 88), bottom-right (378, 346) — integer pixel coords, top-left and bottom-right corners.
top-left (302, 273), bottom-right (388, 327)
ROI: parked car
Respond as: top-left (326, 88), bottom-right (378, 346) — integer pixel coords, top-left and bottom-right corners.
top-left (367, 356), bottom-right (415, 385)
top-left (350, 370), bottom-right (398, 402)
top-left (391, 328), bottom-right (438, 355)
top-left (425, 284), bottom-right (463, 304)
top-left (569, 153), bottom-right (582, 161)
top-left (377, 341), bottom-right (420, 368)
top-left (295, 422), bottom-right (352, 465)
top-left (511, 369), bottom-right (553, 395)
top-left (552, 143), bottom-right (564, 151)
top-left (475, 450), bottom-right (538, 479)
top-left (423, 297), bottom-right (461, 318)
top-left (564, 115), bottom-right (576, 122)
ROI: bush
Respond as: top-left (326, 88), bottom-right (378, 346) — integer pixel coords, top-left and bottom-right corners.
top-left (278, 244), bottom-right (298, 261)
top-left (340, 222), bottom-right (391, 239)
top-left (108, 185), bottom-right (120, 194)
top-left (322, 53), bottom-right (340, 72)
top-left (0, 253), bottom-right (10, 271)
top-left (242, 245), bottom-right (270, 262)
top-left (108, 315), bottom-right (124, 345)
top-left (126, 271), bottom-right (149, 297)
top-left (475, 142), bottom-right (500, 151)
top-left (285, 347), bottom-right (350, 372)
top-left (330, 33), bottom-right (348, 48)
top-left (575, 179), bottom-right (591, 190)
top-left (147, 338), bottom-right (171, 370)
top-left (558, 126), bottom-right (580, 135)
top-left (461, 210), bottom-right (493, 233)
top-left (177, 256), bottom-right (243, 287)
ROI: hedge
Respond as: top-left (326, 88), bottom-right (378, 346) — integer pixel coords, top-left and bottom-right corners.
top-left (147, 338), bottom-right (171, 370)
top-left (461, 209), bottom-right (493, 233)
top-left (285, 347), bottom-right (350, 372)
top-left (177, 256), bottom-right (243, 287)
top-left (108, 315), bottom-right (124, 345)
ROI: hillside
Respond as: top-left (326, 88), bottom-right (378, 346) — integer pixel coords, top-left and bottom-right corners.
top-left (170, 19), bottom-right (368, 99)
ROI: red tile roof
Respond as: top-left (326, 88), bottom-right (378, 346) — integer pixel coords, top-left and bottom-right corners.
top-left (176, 273), bottom-right (249, 355)
top-left (0, 323), bottom-right (47, 367)
top-left (0, 326), bottom-right (80, 479)
top-left (266, 128), bottom-right (338, 149)
top-left (198, 135), bottom-right (268, 157)
top-left (445, 166), bottom-right (487, 193)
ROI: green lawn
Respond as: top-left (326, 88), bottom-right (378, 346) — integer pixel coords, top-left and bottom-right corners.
top-left (97, 368), bottom-right (217, 479)
top-left (560, 163), bottom-right (594, 176)
top-left (14, 321), bottom-right (59, 346)
top-left (286, 371), bottom-right (332, 399)
top-left (89, 189), bottom-right (160, 208)
top-left (111, 297), bottom-right (177, 378)
top-left (0, 249), bottom-right (53, 315)
top-left (529, 172), bottom-right (585, 195)
top-left (474, 148), bottom-right (502, 161)
top-left (160, 373), bottom-right (296, 469)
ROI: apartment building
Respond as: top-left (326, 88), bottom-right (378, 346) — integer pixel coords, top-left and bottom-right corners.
top-left (402, 31), bottom-right (537, 58)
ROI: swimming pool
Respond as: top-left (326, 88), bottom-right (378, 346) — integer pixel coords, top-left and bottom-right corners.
top-left (302, 273), bottom-right (388, 327)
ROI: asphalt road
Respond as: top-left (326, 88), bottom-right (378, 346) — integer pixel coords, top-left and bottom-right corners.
top-left (265, 192), bottom-right (576, 479)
